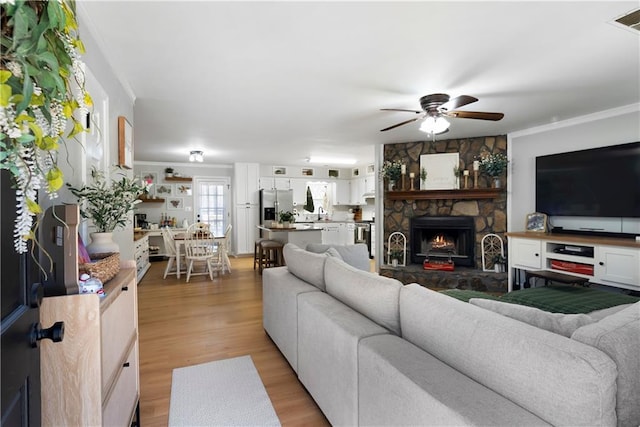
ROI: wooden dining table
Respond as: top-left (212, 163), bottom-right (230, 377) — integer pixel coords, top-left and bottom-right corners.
top-left (173, 233), bottom-right (228, 279)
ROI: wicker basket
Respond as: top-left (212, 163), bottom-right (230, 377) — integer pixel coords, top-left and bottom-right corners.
top-left (79, 252), bottom-right (120, 284)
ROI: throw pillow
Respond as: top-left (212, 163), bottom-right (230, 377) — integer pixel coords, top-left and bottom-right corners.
top-left (469, 298), bottom-right (594, 337)
top-left (306, 243), bottom-right (370, 271)
top-left (282, 243), bottom-right (328, 291)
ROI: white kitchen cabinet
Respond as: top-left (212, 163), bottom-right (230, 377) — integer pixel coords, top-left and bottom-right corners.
top-left (290, 178), bottom-right (308, 206)
top-left (234, 162), bottom-right (260, 205)
top-left (235, 205), bottom-right (259, 255)
top-left (364, 176), bottom-right (375, 194)
top-left (333, 180), bottom-right (350, 205)
top-left (338, 222), bottom-right (355, 245)
top-left (134, 234), bottom-right (150, 282)
top-left (260, 176), bottom-right (291, 190)
top-left (595, 245), bottom-right (640, 287)
top-left (350, 177), bottom-right (365, 205)
top-left (321, 223), bottom-right (340, 245)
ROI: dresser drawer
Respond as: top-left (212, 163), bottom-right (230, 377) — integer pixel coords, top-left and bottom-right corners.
top-left (103, 343), bottom-right (139, 426)
top-left (101, 286), bottom-right (137, 395)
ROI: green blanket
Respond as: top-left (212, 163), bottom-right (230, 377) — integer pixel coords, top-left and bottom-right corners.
top-left (440, 285), bottom-right (639, 314)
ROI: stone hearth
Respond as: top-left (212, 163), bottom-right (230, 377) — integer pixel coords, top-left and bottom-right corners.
top-left (380, 264), bottom-right (507, 294)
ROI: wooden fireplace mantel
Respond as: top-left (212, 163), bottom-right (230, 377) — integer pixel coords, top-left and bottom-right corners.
top-left (386, 188), bottom-right (502, 201)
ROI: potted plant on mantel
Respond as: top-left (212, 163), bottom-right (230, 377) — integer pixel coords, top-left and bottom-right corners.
top-left (480, 153), bottom-right (509, 188)
top-left (381, 160), bottom-right (403, 191)
top-left (68, 168), bottom-right (147, 255)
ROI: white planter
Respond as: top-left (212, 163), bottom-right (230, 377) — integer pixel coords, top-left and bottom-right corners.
top-left (86, 232), bottom-right (120, 255)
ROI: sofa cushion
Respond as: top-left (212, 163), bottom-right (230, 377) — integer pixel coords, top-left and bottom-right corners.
top-left (400, 284), bottom-right (617, 426)
top-left (282, 243), bottom-right (328, 291)
top-left (469, 298), bottom-right (594, 337)
top-left (572, 302), bottom-right (640, 427)
top-left (297, 292), bottom-right (389, 426)
top-left (324, 256), bottom-right (402, 335)
top-left (306, 243), bottom-right (370, 271)
top-left (262, 266), bottom-right (321, 372)
top-left (358, 335), bottom-right (549, 426)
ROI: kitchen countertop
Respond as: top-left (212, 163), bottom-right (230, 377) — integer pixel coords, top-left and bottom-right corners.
top-left (133, 231), bottom-right (149, 241)
top-left (258, 224), bottom-right (324, 232)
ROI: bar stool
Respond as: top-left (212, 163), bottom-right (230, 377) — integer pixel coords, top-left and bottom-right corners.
top-left (254, 238), bottom-right (268, 270)
top-left (259, 240), bottom-right (284, 274)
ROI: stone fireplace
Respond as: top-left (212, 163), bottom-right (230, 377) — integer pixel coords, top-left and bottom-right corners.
top-left (410, 216), bottom-right (474, 266)
top-left (380, 135), bottom-right (508, 293)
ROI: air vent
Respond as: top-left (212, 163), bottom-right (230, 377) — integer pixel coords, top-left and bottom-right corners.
top-left (613, 8), bottom-right (640, 32)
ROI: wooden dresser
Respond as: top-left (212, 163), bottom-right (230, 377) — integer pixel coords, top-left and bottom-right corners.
top-left (40, 266), bottom-right (139, 426)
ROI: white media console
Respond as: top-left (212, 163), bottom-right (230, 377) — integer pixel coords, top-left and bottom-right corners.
top-left (507, 232), bottom-right (640, 293)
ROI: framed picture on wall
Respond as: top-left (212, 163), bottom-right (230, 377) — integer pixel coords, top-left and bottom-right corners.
top-left (420, 153), bottom-right (459, 190)
top-left (156, 184), bottom-right (173, 196)
top-left (176, 183), bottom-right (192, 195)
top-left (118, 116), bottom-right (133, 169)
top-left (167, 198), bottom-right (183, 210)
top-left (525, 212), bottom-right (548, 232)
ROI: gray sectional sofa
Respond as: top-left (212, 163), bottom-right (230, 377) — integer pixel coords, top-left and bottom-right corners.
top-left (262, 243), bottom-right (640, 426)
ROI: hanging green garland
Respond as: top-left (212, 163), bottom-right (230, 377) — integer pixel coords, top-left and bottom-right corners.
top-left (1, 0), bottom-right (91, 253)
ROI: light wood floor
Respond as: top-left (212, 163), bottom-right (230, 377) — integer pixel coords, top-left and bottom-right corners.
top-left (137, 257), bottom-right (329, 426)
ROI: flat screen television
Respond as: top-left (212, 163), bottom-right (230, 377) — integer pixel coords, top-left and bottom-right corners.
top-left (536, 141), bottom-right (640, 218)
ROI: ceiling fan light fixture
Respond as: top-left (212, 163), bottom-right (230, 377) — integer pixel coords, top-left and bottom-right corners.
top-left (419, 116), bottom-right (450, 134)
top-left (189, 150), bottom-right (204, 162)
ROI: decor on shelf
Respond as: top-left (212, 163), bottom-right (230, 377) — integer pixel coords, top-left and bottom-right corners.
top-left (420, 153), bottom-right (459, 190)
top-left (117, 116), bottom-right (133, 169)
top-left (387, 231), bottom-right (407, 267)
top-left (164, 167), bottom-right (174, 178)
top-left (67, 167), bottom-right (147, 253)
top-left (420, 167), bottom-right (427, 189)
top-left (525, 212), bottom-right (548, 232)
top-left (481, 233), bottom-right (505, 272)
top-left (1, 0), bottom-right (91, 253)
top-left (480, 153), bottom-right (508, 188)
top-left (381, 160), bottom-right (403, 190)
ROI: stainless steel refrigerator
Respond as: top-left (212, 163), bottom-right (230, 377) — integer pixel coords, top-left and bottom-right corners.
top-left (259, 189), bottom-right (294, 225)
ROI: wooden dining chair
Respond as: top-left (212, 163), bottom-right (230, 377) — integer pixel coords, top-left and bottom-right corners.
top-left (161, 227), bottom-right (185, 279)
top-left (219, 224), bottom-right (233, 274)
top-left (183, 223), bottom-right (221, 282)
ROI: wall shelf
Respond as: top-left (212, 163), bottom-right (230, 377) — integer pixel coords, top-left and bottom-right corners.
top-left (386, 188), bottom-right (502, 201)
top-left (165, 176), bottom-right (192, 182)
top-left (138, 196), bottom-right (165, 203)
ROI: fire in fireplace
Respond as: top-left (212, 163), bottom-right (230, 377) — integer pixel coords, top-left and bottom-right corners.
top-left (410, 216), bottom-right (475, 267)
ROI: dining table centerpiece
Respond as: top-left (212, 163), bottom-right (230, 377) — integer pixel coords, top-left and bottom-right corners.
top-left (68, 168), bottom-right (147, 254)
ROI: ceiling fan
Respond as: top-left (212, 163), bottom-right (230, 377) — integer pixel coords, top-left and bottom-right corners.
top-left (380, 93), bottom-right (504, 134)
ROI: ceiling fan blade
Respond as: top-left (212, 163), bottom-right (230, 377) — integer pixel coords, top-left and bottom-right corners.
top-left (380, 117), bottom-right (420, 132)
top-left (381, 108), bottom-right (422, 114)
top-left (445, 110), bottom-right (504, 121)
top-left (440, 95), bottom-right (478, 111)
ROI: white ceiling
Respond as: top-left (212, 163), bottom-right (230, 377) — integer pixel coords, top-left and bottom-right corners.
top-left (77, 1), bottom-right (640, 167)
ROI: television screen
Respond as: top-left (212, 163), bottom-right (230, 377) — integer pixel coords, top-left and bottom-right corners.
top-left (536, 142), bottom-right (640, 218)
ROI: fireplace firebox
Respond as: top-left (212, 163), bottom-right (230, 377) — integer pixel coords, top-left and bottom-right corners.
top-left (410, 216), bottom-right (475, 266)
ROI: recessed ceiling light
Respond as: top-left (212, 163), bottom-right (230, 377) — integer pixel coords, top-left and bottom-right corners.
top-left (308, 156), bottom-right (357, 165)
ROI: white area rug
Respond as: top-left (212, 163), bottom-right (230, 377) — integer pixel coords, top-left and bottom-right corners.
top-left (169, 355), bottom-right (281, 426)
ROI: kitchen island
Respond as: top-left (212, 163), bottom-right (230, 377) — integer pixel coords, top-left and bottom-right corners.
top-left (258, 224), bottom-right (323, 248)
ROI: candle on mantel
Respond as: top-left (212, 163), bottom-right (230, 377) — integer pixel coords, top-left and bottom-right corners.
top-left (401, 164), bottom-right (406, 175)
top-left (409, 172), bottom-right (415, 178)
top-left (463, 170), bottom-right (469, 176)
top-left (473, 160), bottom-right (480, 171)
